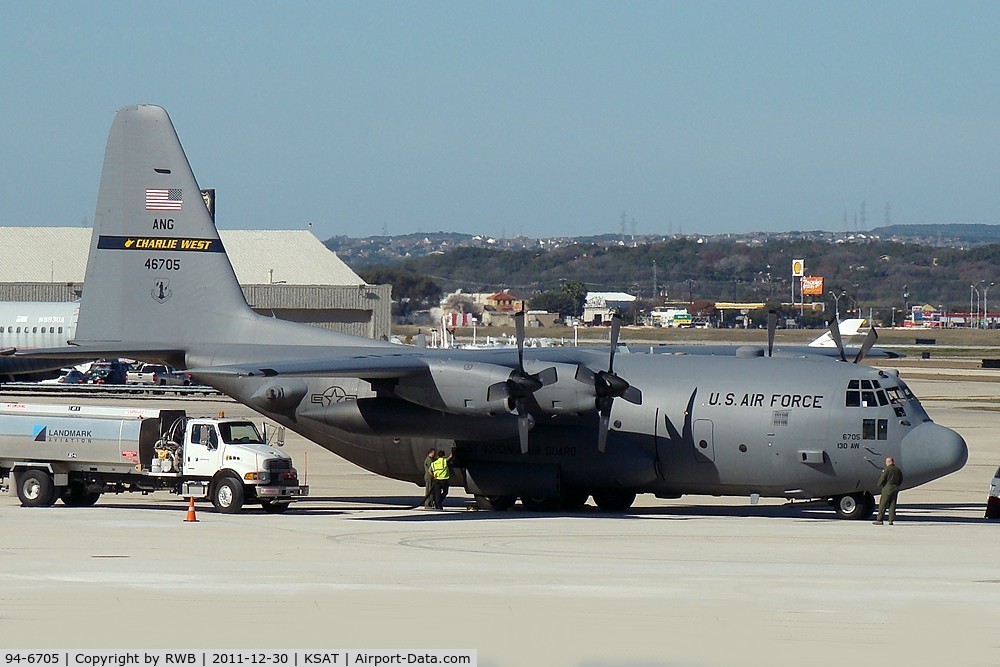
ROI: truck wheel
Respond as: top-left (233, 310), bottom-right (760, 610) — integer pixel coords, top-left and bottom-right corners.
top-left (61, 483), bottom-right (101, 507)
top-left (212, 477), bottom-right (245, 513)
top-left (16, 470), bottom-right (56, 507)
top-left (260, 499), bottom-right (291, 514)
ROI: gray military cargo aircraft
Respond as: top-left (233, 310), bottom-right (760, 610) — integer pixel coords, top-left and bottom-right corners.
top-left (20, 105), bottom-right (968, 517)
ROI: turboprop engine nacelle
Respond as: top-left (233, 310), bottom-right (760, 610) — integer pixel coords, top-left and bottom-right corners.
top-left (524, 361), bottom-right (600, 415)
top-left (393, 359), bottom-right (518, 416)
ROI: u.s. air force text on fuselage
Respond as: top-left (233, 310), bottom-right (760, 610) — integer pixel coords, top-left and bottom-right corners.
top-left (707, 392), bottom-right (823, 409)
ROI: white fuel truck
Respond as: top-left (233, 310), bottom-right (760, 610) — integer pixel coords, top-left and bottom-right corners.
top-left (0, 402), bottom-right (308, 513)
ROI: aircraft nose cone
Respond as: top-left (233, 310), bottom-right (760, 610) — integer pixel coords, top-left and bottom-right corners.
top-left (900, 422), bottom-right (968, 487)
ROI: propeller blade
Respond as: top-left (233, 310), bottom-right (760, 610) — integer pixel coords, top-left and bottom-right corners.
top-left (767, 310), bottom-right (777, 357)
top-left (597, 408), bottom-right (611, 454)
top-left (535, 365), bottom-right (559, 386)
top-left (574, 364), bottom-right (596, 385)
top-left (518, 412), bottom-right (530, 454)
top-left (622, 385), bottom-right (643, 405)
top-left (486, 381), bottom-right (510, 402)
top-left (608, 314), bottom-right (622, 373)
top-left (828, 319), bottom-right (847, 362)
top-left (853, 327), bottom-right (879, 364)
top-left (515, 310), bottom-right (526, 372)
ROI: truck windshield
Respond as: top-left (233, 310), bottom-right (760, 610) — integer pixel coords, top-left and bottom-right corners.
top-left (219, 422), bottom-right (264, 445)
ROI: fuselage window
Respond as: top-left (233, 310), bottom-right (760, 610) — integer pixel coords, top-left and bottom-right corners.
top-left (846, 390), bottom-right (860, 407)
top-left (861, 390), bottom-right (877, 407)
top-left (876, 390), bottom-right (889, 406)
top-left (32, 327), bottom-right (37, 333)
top-left (58, 327), bottom-right (63, 334)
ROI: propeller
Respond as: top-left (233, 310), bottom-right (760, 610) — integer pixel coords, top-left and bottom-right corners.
top-left (828, 318), bottom-right (848, 362)
top-left (828, 318), bottom-right (880, 364)
top-left (575, 314), bottom-right (643, 453)
top-left (853, 326), bottom-right (879, 364)
top-left (767, 310), bottom-right (777, 357)
top-left (486, 311), bottom-right (557, 453)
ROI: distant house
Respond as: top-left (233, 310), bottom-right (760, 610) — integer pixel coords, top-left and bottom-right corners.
top-left (486, 291), bottom-right (524, 312)
top-left (583, 292), bottom-right (636, 325)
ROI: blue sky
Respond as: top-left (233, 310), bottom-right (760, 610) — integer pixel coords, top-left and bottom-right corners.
top-left (2, 1), bottom-right (999, 240)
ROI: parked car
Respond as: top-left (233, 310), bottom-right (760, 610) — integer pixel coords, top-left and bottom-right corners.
top-left (126, 363), bottom-right (191, 386)
top-left (39, 368), bottom-right (86, 384)
top-left (84, 359), bottom-right (129, 385)
top-left (987, 467), bottom-right (1000, 519)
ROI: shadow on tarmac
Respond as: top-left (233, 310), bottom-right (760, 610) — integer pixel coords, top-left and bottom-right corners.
top-left (300, 496), bottom-right (991, 524)
top-left (35, 497), bottom-right (988, 523)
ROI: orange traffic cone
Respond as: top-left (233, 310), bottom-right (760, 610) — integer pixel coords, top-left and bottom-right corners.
top-left (184, 496), bottom-right (198, 522)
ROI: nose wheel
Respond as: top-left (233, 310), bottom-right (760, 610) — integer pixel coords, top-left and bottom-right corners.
top-left (832, 492), bottom-right (874, 519)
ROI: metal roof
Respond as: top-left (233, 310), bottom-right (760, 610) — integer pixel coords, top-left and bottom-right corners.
top-left (0, 228), bottom-right (363, 285)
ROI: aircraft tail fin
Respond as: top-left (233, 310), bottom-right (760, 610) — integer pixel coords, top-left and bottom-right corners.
top-left (76, 105), bottom-right (354, 357)
top-left (807, 318), bottom-right (868, 348)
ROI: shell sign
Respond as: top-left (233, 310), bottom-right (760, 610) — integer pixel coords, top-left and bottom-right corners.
top-left (791, 259), bottom-right (804, 277)
top-left (802, 276), bottom-right (824, 296)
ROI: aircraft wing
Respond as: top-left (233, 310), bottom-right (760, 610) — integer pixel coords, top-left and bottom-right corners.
top-left (15, 344), bottom-right (187, 361)
top-left (188, 352), bottom-right (435, 380)
top-left (642, 344), bottom-right (903, 359)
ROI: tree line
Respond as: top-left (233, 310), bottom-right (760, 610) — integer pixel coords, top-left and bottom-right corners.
top-left (357, 238), bottom-right (1000, 321)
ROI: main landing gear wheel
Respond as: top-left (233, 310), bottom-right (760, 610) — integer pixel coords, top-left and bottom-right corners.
top-left (832, 492), bottom-right (874, 519)
top-left (474, 495), bottom-right (516, 511)
top-left (560, 490), bottom-right (590, 510)
top-left (212, 477), bottom-right (245, 514)
top-left (16, 469), bottom-right (56, 507)
top-left (520, 495), bottom-right (561, 512)
top-left (591, 490), bottom-right (637, 512)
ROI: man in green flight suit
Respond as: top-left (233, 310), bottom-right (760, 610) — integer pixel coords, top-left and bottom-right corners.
top-left (422, 448), bottom-right (436, 509)
top-left (874, 456), bottom-right (903, 525)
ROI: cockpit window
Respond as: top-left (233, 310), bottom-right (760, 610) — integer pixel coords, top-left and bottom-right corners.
top-left (846, 389), bottom-right (860, 407)
top-left (884, 387), bottom-right (905, 404)
top-left (847, 381), bottom-right (895, 408)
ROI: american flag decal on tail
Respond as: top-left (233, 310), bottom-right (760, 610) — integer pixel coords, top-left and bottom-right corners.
top-left (145, 188), bottom-right (183, 210)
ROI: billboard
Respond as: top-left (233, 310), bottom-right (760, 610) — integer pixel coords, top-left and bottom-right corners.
top-left (802, 276), bottom-right (824, 296)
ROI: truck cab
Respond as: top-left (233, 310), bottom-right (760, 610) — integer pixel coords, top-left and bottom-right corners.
top-left (179, 417), bottom-right (304, 513)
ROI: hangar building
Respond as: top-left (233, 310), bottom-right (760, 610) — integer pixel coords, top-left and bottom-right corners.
top-left (0, 227), bottom-right (391, 340)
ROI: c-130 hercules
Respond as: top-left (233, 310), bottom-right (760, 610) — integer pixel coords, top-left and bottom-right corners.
top-left (22, 105), bottom-right (967, 517)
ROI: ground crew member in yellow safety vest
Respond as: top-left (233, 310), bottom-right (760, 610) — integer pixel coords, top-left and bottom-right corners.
top-left (430, 449), bottom-right (451, 510)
